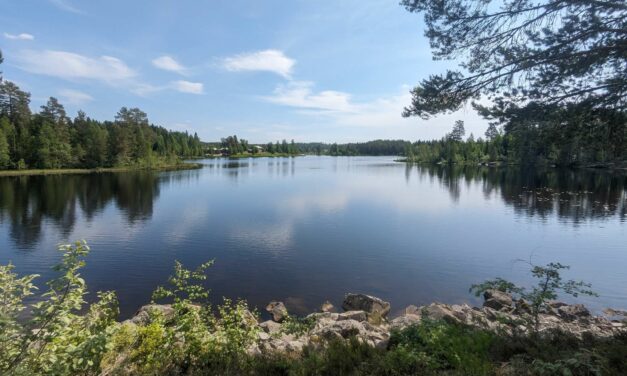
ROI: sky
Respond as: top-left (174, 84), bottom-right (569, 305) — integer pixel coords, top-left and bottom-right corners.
top-left (0, 0), bottom-right (488, 143)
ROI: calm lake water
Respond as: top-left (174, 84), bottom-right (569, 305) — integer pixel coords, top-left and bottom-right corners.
top-left (1, 156), bottom-right (625, 318)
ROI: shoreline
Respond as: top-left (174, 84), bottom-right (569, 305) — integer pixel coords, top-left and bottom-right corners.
top-left (128, 292), bottom-right (627, 348)
top-left (396, 159), bottom-right (627, 171)
top-left (203, 153), bottom-right (302, 159)
top-left (0, 162), bottom-right (203, 177)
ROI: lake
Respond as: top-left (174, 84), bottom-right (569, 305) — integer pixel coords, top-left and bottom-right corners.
top-left (0, 156), bottom-right (625, 318)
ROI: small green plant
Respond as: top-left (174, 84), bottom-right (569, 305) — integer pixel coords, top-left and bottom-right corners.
top-left (471, 262), bottom-right (598, 333)
top-left (0, 241), bottom-right (119, 375)
top-left (280, 314), bottom-right (316, 337)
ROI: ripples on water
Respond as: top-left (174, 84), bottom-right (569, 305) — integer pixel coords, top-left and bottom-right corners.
top-left (0, 157), bottom-right (625, 317)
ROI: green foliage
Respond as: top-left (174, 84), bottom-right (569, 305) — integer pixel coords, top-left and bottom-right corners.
top-left (152, 260), bottom-right (214, 305)
top-left (0, 241), bottom-right (119, 375)
top-left (389, 320), bottom-right (495, 375)
top-left (471, 262), bottom-right (598, 332)
top-left (279, 314), bottom-right (316, 337)
top-left (0, 83), bottom-right (205, 171)
top-left (400, 0), bottom-right (627, 166)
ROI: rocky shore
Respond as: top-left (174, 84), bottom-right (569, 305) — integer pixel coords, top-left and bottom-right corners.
top-left (128, 291), bottom-right (627, 356)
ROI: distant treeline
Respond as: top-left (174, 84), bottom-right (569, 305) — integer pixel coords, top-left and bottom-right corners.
top-left (297, 140), bottom-right (410, 156)
top-left (0, 82), bottom-right (204, 170)
top-left (295, 115), bottom-right (626, 166)
top-left (218, 135), bottom-right (300, 155)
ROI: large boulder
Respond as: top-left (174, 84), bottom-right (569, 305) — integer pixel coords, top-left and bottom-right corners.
top-left (421, 303), bottom-right (461, 324)
top-left (338, 310), bottom-right (368, 322)
top-left (342, 294), bottom-right (391, 318)
top-left (128, 304), bottom-right (175, 325)
top-left (266, 301), bottom-right (289, 322)
top-left (557, 304), bottom-right (591, 321)
top-left (260, 320), bottom-right (282, 334)
top-left (483, 289), bottom-right (514, 311)
top-left (313, 319), bottom-right (366, 340)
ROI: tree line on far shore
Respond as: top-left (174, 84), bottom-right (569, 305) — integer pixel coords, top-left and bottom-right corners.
top-left (0, 56), bottom-right (204, 170)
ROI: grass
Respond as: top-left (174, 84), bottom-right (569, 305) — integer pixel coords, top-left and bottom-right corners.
top-left (192, 321), bottom-right (627, 375)
top-left (0, 162), bottom-right (202, 177)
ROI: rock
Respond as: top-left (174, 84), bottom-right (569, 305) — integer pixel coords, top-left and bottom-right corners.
top-left (287, 340), bottom-right (306, 352)
top-left (321, 301), bottom-right (335, 313)
top-left (338, 310), bottom-right (368, 322)
top-left (422, 303), bottom-right (461, 324)
top-left (312, 319), bottom-right (366, 340)
top-left (260, 320), bottom-right (282, 334)
top-left (404, 305), bottom-right (420, 316)
top-left (242, 309), bottom-right (259, 327)
top-left (342, 294), bottom-right (391, 318)
top-left (266, 301), bottom-right (288, 322)
top-left (307, 312), bottom-right (340, 321)
top-left (514, 299), bottom-right (531, 314)
top-left (557, 304), bottom-right (591, 321)
top-left (390, 314), bottom-right (421, 330)
top-left (483, 289), bottom-right (514, 311)
top-left (246, 344), bottom-right (262, 357)
top-left (129, 304), bottom-right (175, 325)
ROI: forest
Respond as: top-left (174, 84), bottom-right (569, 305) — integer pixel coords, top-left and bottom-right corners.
top-left (0, 59), bottom-right (204, 171)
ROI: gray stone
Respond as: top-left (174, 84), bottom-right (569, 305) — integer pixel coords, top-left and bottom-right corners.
top-left (558, 304), bottom-right (591, 321)
top-left (260, 320), bottom-right (282, 334)
top-left (129, 304), bottom-right (175, 325)
top-left (266, 301), bottom-right (289, 322)
top-left (307, 312), bottom-right (339, 321)
top-left (342, 294), bottom-right (391, 318)
top-left (422, 303), bottom-right (461, 324)
top-left (242, 309), bottom-right (259, 327)
top-left (390, 314), bottom-right (421, 330)
top-left (313, 319), bottom-right (365, 340)
top-left (338, 310), bottom-right (368, 322)
top-left (404, 305), bottom-right (420, 316)
top-left (483, 289), bottom-right (514, 311)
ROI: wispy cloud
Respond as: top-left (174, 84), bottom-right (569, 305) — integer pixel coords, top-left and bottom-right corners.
top-left (58, 89), bottom-right (93, 105)
top-left (3, 32), bottom-right (35, 41)
top-left (152, 55), bottom-right (187, 75)
top-left (16, 50), bottom-right (136, 82)
top-left (171, 80), bottom-right (204, 95)
top-left (263, 81), bottom-right (356, 113)
top-left (48, 0), bottom-right (84, 14)
top-left (223, 49), bottom-right (295, 78)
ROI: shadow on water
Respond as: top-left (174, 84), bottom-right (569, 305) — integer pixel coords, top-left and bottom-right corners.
top-left (406, 164), bottom-right (627, 223)
top-left (0, 172), bottom-right (162, 248)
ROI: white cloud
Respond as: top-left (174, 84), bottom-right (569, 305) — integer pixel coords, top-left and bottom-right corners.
top-left (263, 81), bottom-right (489, 141)
top-left (3, 33), bottom-right (34, 41)
top-left (48, 0), bottom-right (83, 14)
top-left (263, 81), bottom-right (356, 113)
top-left (58, 89), bottom-right (93, 105)
top-left (152, 55), bottom-right (187, 75)
top-left (223, 49), bottom-right (295, 78)
top-left (171, 80), bottom-right (204, 94)
top-left (16, 50), bottom-right (135, 82)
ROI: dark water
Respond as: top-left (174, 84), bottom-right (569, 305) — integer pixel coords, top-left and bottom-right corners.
top-left (1, 157), bottom-right (625, 318)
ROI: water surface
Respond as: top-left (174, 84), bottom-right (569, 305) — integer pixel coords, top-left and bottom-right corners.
top-left (0, 157), bottom-right (625, 318)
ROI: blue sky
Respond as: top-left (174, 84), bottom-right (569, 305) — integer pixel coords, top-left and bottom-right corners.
top-left (0, 0), bottom-right (487, 143)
